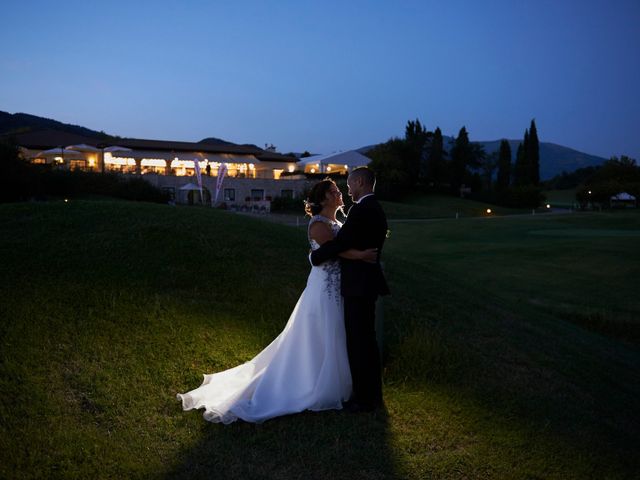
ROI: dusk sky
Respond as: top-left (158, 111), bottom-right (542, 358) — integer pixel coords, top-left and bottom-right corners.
top-left (2, 0), bottom-right (639, 160)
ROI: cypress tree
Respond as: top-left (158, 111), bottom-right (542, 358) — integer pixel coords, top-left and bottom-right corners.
top-left (496, 139), bottom-right (512, 191)
top-left (514, 128), bottom-right (531, 185)
top-left (405, 118), bottom-right (430, 185)
top-left (426, 127), bottom-right (446, 186)
top-left (514, 142), bottom-right (525, 186)
top-left (450, 126), bottom-right (471, 190)
top-left (528, 119), bottom-right (540, 185)
top-left (523, 128), bottom-right (530, 184)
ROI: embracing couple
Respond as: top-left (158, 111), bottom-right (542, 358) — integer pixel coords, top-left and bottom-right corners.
top-left (177, 167), bottom-right (390, 423)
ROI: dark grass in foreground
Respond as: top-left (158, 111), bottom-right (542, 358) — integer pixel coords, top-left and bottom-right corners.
top-left (0, 200), bottom-right (638, 479)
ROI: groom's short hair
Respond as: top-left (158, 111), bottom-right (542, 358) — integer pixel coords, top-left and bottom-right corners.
top-left (350, 166), bottom-right (376, 187)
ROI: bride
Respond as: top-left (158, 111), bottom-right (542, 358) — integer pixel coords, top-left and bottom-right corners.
top-left (177, 178), bottom-right (377, 424)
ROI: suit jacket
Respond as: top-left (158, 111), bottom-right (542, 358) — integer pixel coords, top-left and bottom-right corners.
top-left (310, 194), bottom-right (390, 297)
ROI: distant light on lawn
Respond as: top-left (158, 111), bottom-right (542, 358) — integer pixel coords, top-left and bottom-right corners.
top-left (588, 190), bottom-right (592, 194)
top-left (64, 199), bottom-right (69, 203)
top-left (546, 204), bottom-right (551, 209)
top-left (486, 208), bottom-right (492, 214)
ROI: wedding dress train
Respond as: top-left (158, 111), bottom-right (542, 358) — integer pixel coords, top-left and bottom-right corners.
top-left (177, 216), bottom-right (351, 424)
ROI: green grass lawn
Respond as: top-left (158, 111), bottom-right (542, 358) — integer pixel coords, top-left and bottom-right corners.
top-left (272, 193), bottom-right (531, 224)
top-left (380, 193), bottom-right (527, 219)
top-left (1, 200), bottom-right (639, 479)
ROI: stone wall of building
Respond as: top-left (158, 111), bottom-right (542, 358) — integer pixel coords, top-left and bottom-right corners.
top-left (141, 173), bottom-right (312, 207)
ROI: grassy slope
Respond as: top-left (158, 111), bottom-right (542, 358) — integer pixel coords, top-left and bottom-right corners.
top-left (0, 200), bottom-right (638, 479)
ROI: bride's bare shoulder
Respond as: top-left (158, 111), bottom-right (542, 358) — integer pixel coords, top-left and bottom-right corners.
top-left (309, 220), bottom-right (334, 245)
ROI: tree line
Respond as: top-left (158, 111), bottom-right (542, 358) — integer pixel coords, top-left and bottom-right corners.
top-left (0, 140), bottom-right (168, 204)
top-left (366, 118), bottom-right (543, 207)
top-left (574, 156), bottom-right (640, 208)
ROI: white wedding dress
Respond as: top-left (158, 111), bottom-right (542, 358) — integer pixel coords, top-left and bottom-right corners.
top-left (176, 215), bottom-right (352, 424)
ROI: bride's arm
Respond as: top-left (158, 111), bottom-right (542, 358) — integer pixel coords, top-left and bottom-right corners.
top-left (308, 222), bottom-right (335, 246)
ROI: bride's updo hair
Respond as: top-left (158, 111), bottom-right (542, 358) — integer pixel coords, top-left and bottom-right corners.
top-left (304, 178), bottom-right (336, 216)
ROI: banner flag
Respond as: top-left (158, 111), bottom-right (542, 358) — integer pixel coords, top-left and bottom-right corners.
top-left (215, 163), bottom-right (228, 204)
top-left (193, 159), bottom-right (203, 203)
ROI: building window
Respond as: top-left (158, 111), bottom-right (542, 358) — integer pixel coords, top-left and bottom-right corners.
top-left (280, 189), bottom-right (293, 199)
top-left (251, 189), bottom-right (264, 201)
top-left (224, 188), bottom-right (235, 201)
top-left (69, 160), bottom-right (86, 171)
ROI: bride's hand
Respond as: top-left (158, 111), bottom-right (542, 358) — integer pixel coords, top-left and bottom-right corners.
top-left (360, 248), bottom-right (378, 263)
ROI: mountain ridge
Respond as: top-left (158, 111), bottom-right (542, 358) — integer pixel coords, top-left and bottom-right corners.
top-left (1, 110), bottom-right (607, 179)
top-left (357, 136), bottom-right (606, 180)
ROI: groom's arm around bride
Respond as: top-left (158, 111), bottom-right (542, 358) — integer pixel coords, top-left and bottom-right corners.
top-left (310, 190), bottom-right (390, 298)
top-left (310, 167), bottom-right (389, 410)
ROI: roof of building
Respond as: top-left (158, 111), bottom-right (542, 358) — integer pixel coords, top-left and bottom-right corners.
top-left (297, 150), bottom-right (371, 167)
top-left (5, 129), bottom-right (296, 163)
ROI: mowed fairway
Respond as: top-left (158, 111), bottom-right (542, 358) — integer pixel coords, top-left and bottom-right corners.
top-left (0, 200), bottom-right (638, 479)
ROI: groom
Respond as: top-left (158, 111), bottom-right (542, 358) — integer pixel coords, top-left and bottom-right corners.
top-left (310, 166), bottom-right (390, 412)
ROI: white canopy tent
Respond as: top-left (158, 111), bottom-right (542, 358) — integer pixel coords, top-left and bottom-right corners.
top-left (36, 147), bottom-right (84, 158)
top-left (179, 182), bottom-right (203, 191)
top-left (297, 150), bottom-right (371, 174)
top-left (611, 192), bottom-right (636, 201)
top-left (610, 192), bottom-right (637, 207)
top-left (179, 182), bottom-right (210, 205)
top-left (66, 144), bottom-right (101, 153)
top-left (103, 145), bottom-right (133, 153)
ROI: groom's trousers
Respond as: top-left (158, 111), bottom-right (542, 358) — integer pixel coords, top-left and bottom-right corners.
top-left (344, 295), bottom-right (383, 406)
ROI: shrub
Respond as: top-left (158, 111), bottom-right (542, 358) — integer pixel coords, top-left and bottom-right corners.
top-left (0, 141), bottom-right (43, 202)
top-left (0, 143), bottom-right (169, 204)
top-left (270, 195), bottom-right (303, 213)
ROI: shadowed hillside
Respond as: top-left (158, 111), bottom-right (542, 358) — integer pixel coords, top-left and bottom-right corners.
top-left (0, 200), bottom-right (638, 479)
top-left (478, 139), bottom-right (606, 180)
top-left (0, 111), bottom-right (113, 140)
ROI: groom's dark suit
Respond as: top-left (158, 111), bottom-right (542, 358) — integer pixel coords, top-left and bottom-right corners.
top-left (310, 194), bottom-right (389, 407)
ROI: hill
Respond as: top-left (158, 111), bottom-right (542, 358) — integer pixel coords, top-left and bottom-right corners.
top-left (477, 138), bottom-right (606, 180)
top-left (358, 138), bottom-right (606, 180)
top-left (0, 111), bottom-right (245, 147)
top-left (0, 200), bottom-right (638, 479)
top-left (0, 110), bottom-right (113, 140)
